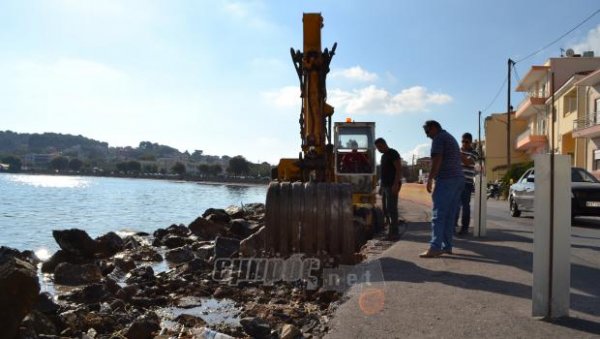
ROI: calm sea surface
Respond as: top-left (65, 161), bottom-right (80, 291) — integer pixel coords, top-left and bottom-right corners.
top-left (0, 174), bottom-right (267, 258)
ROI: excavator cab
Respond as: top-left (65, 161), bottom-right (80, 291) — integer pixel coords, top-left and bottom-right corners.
top-left (334, 122), bottom-right (377, 205)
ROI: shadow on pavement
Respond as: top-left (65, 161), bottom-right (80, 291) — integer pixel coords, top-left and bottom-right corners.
top-left (388, 221), bottom-right (600, 323)
top-left (551, 317), bottom-right (600, 335)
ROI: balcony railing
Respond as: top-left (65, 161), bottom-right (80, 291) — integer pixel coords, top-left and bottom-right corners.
top-left (515, 128), bottom-right (548, 151)
top-left (573, 111), bottom-right (600, 131)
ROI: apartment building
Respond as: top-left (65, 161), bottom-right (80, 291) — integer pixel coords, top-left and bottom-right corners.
top-left (514, 53), bottom-right (600, 168)
top-left (484, 112), bottom-right (529, 181)
top-left (572, 69), bottom-right (600, 177)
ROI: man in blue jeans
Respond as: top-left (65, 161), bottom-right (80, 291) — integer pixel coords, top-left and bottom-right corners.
top-left (421, 120), bottom-right (464, 258)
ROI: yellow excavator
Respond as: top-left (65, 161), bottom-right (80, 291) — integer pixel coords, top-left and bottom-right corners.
top-left (265, 13), bottom-right (381, 264)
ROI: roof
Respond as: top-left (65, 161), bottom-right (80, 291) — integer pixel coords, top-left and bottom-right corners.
top-left (574, 68), bottom-right (600, 86)
top-left (515, 66), bottom-right (550, 92)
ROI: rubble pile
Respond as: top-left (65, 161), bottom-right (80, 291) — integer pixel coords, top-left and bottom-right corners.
top-left (2, 203), bottom-right (344, 339)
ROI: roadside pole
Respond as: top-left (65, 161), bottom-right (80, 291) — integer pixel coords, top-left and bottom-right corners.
top-left (473, 174), bottom-right (486, 237)
top-left (531, 155), bottom-right (571, 318)
top-left (474, 110), bottom-right (486, 237)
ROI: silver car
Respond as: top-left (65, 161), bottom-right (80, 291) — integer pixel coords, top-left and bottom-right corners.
top-left (509, 167), bottom-right (600, 220)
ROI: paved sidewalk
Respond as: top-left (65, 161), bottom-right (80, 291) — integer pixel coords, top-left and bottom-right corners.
top-left (325, 186), bottom-right (600, 339)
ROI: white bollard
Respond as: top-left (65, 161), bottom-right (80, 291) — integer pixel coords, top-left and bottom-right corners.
top-left (532, 154), bottom-right (571, 318)
top-left (473, 175), bottom-right (487, 237)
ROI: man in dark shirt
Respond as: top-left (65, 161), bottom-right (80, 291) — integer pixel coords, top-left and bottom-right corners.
top-left (375, 138), bottom-right (402, 239)
top-left (421, 120), bottom-right (464, 258)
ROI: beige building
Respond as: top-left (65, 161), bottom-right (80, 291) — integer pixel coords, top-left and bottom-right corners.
top-left (484, 112), bottom-right (529, 181)
top-left (514, 54), bottom-right (600, 171)
top-left (573, 69), bottom-right (600, 178)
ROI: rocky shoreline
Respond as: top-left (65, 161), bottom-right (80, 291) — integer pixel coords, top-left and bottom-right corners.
top-left (0, 203), bottom-right (347, 339)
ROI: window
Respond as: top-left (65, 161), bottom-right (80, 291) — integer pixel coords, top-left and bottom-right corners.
top-left (563, 96), bottom-right (576, 116)
top-left (536, 114), bottom-right (547, 135)
top-left (594, 150), bottom-right (600, 171)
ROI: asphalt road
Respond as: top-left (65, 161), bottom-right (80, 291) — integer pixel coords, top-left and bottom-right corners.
top-left (484, 198), bottom-right (600, 267)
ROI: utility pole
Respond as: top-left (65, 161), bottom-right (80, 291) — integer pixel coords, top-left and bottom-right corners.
top-left (412, 153), bottom-right (416, 181)
top-left (507, 58), bottom-right (514, 172)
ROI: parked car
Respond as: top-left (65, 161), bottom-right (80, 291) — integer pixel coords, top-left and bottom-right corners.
top-left (509, 167), bottom-right (600, 220)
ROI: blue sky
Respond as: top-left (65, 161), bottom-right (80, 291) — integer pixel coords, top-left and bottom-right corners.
top-left (1, 1), bottom-right (600, 164)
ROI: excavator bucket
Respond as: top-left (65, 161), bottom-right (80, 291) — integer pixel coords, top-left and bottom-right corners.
top-left (265, 182), bottom-right (357, 264)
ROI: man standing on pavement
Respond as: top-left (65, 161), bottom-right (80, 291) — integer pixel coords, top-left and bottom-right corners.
top-left (420, 120), bottom-right (464, 257)
top-left (456, 132), bottom-right (479, 236)
top-left (375, 138), bottom-right (402, 239)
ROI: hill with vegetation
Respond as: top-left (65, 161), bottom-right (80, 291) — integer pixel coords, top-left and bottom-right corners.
top-left (0, 130), bottom-right (271, 181)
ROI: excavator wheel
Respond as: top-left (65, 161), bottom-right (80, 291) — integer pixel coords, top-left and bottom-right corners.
top-left (265, 181), bottom-right (356, 263)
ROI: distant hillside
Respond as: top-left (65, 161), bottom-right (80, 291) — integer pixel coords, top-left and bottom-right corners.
top-left (0, 130), bottom-right (109, 155)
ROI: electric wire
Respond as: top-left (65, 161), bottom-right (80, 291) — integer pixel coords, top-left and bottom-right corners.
top-left (514, 8), bottom-right (600, 64)
top-left (482, 76), bottom-right (507, 114)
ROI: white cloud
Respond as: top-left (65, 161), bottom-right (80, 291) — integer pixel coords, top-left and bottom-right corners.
top-left (329, 85), bottom-right (452, 115)
top-left (331, 66), bottom-right (378, 82)
top-left (221, 0), bottom-right (272, 30)
top-left (261, 86), bottom-right (301, 108)
top-left (570, 24), bottom-right (600, 54)
top-left (401, 143), bottom-right (431, 162)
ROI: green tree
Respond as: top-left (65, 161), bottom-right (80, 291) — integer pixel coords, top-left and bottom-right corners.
top-left (143, 164), bottom-right (158, 173)
top-left (69, 158), bottom-right (83, 172)
top-left (210, 164), bottom-right (222, 176)
top-left (116, 162), bottom-right (129, 173)
top-left (1, 155), bottom-right (22, 172)
top-left (49, 156), bottom-right (69, 171)
top-left (228, 155), bottom-right (250, 176)
top-left (127, 161), bottom-right (141, 173)
top-left (172, 162), bottom-right (186, 175)
top-left (197, 164), bottom-right (210, 177)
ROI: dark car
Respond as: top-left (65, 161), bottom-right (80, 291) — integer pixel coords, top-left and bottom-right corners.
top-left (509, 167), bottom-right (600, 220)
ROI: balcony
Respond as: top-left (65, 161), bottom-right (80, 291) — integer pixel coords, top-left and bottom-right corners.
top-left (515, 96), bottom-right (546, 119)
top-left (515, 129), bottom-right (548, 152)
top-left (573, 112), bottom-right (600, 138)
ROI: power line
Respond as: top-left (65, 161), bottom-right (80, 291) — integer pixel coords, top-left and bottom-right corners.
top-left (482, 76), bottom-right (507, 113)
top-left (514, 8), bottom-right (600, 64)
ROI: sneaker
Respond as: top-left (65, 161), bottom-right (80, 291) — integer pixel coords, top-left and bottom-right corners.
top-left (418, 249), bottom-right (444, 258)
top-left (456, 229), bottom-right (469, 236)
top-left (442, 248), bottom-right (453, 254)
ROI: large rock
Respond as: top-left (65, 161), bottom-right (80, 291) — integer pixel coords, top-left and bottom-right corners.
top-left (225, 205), bottom-right (245, 219)
top-left (54, 262), bottom-right (102, 285)
top-left (165, 246), bottom-right (195, 263)
top-left (240, 317), bottom-right (272, 339)
top-left (53, 229), bottom-right (98, 258)
top-left (229, 218), bottom-right (260, 239)
top-left (162, 235), bottom-right (190, 249)
top-left (202, 208), bottom-right (231, 222)
top-left (20, 310), bottom-right (57, 335)
top-left (62, 283), bottom-right (112, 304)
top-left (244, 202), bottom-right (265, 214)
top-left (121, 246), bottom-right (163, 262)
top-left (95, 231), bottom-right (124, 257)
top-left (125, 265), bottom-right (155, 284)
top-left (165, 223), bottom-right (190, 237)
top-left (41, 249), bottom-right (91, 273)
top-left (214, 236), bottom-right (240, 258)
top-left (280, 323), bottom-right (301, 339)
top-left (240, 226), bottom-right (266, 257)
top-left (0, 251), bottom-right (40, 339)
top-left (0, 246), bottom-right (39, 266)
top-left (124, 312), bottom-right (160, 339)
top-left (35, 292), bottom-right (60, 314)
top-left (188, 217), bottom-right (228, 240)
